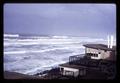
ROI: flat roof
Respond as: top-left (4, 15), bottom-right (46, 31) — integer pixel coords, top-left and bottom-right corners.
top-left (59, 62), bottom-right (87, 69)
top-left (83, 44), bottom-right (116, 51)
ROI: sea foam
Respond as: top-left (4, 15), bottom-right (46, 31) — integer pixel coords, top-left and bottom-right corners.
top-left (4, 34), bottom-right (114, 75)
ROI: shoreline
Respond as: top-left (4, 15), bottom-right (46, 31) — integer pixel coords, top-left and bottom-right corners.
top-left (4, 66), bottom-right (112, 79)
top-left (4, 67), bottom-right (60, 79)
top-left (4, 58), bottom-right (116, 79)
top-left (4, 71), bottom-right (44, 79)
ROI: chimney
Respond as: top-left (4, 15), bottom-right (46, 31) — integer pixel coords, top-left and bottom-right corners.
top-left (110, 35), bottom-right (114, 48)
top-left (107, 35), bottom-right (110, 48)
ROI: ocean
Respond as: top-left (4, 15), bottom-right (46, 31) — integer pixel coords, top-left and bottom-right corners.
top-left (3, 34), bottom-right (113, 75)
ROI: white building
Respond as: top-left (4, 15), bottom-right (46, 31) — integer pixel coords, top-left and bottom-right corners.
top-left (83, 44), bottom-right (116, 61)
top-left (59, 63), bottom-right (86, 77)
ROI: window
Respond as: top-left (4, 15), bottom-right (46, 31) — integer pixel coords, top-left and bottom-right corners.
top-left (98, 52), bottom-right (101, 54)
top-left (61, 68), bottom-right (64, 71)
top-left (104, 50), bottom-right (107, 52)
top-left (95, 54), bottom-right (98, 57)
top-left (91, 53), bottom-right (98, 57)
top-left (65, 71), bottom-right (74, 76)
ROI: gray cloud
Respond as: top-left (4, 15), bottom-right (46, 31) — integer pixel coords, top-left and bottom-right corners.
top-left (4, 4), bottom-right (116, 38)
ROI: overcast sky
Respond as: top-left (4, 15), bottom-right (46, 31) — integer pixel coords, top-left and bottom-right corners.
top-left (4, 4), bottom-right (116, 38)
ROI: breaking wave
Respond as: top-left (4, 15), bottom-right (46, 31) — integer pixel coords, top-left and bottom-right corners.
top-left (4, 33), bottom-right (114, 75)
top-left (4, 34), bottom-right (19, 38)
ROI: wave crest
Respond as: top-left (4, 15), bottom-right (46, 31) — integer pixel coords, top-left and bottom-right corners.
top-left (4, 34), bottom-right (19, 37)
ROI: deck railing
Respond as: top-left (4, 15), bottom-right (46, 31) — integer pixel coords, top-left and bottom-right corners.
top-left (69, 54), bottom-right (85, 63)
top-left (69, 54), bottom-right (100, 67)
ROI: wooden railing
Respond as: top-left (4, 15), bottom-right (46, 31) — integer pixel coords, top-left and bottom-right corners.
top-left (69, 54), bottom-right (85, 63)
top-left (69, 54), bottom-right (100, 67)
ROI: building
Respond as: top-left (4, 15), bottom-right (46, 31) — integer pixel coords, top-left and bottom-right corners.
top-left (59, 62), bottom-right (86, 77)
top-left (83, 44), bottom-right (116, 61)
top-left (59, 43), bottom-right (116, 78)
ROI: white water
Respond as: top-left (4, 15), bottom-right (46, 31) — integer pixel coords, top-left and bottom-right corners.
top-left (4, 33), bottom-right (116, 75)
